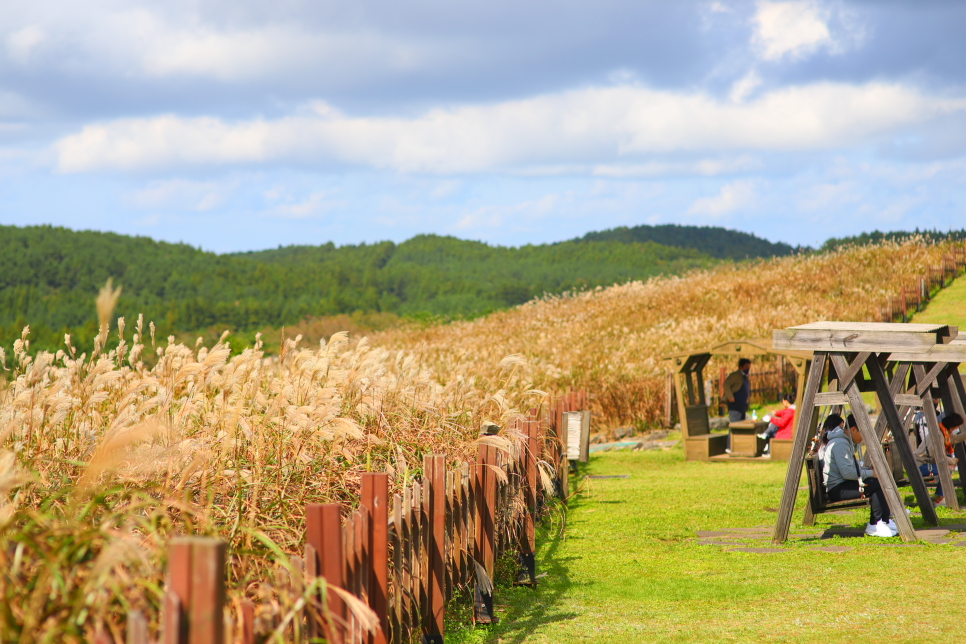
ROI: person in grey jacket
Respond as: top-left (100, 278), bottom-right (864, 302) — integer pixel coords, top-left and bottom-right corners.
top-left (822, 414), bottom-right (895, 537)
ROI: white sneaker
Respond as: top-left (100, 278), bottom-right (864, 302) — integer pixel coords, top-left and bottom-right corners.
top-left (887, 519), bottom-right (898, 533)
top-left (756, 432), bottom-right (768, 440)
top-left (865, 521), bottom-right (896, 538)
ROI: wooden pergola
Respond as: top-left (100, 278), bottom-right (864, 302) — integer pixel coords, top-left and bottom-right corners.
top-left (772, 322), bottom-right (965, 543)
top-left (664, 339), bottom-right (812, 461)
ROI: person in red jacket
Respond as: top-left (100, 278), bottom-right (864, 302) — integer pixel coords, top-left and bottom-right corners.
top-left (757, 392), bottom-right (796, 453)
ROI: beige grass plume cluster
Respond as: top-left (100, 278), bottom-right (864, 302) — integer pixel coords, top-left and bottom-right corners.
top-left (375, 240), bottom-right (954, 427)
top-left (0, 312), bottom-right (543, 640)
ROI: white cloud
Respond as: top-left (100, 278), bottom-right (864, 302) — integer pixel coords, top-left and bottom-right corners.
top-left (797, 180), bottom-right (858, 211)
top-left (752, 1), bottom-right (832, 61)
top-left (687, 180), bottom-right (756, 216)
top-left (53, 81), bottom-right (966, 175)
top-left (591, 156), bottom-right (761, 178)
top-left (127, 178), bottom-right (235, 211)
top-left (6, 25), bottom-right (46, 63)
top-left (729, 70), bottom-right (762, 103)
top-left (263, 188), bottom-right (343, 219)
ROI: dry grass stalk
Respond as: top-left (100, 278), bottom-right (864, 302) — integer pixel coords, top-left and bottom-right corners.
top-left (375, 239), bottom-right (957, 426)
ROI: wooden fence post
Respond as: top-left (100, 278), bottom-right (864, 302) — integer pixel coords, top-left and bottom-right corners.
top-left (126, 610), bottom-right (148, 644)
top-left (517, 408), bottom-right (538, 586)
top-left (422, 455), bottom-right (446, 644)
top-left (362, 474), bottom-right (390, 644)
top-left (163, 537), bottom-right (226, 644)
top-left (306, 503), bottom-right (345, 644)
top-left (473, 442), bottom-right (497, 624)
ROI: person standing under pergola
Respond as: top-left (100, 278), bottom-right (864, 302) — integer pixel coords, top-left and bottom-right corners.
top-left (722, 358), bottom-right (752, 422)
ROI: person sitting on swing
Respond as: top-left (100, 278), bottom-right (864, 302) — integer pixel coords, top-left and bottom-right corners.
top-left (914, 412), bottom-right (964, 507)
top-left (823, 413), bottom-right (896, 537)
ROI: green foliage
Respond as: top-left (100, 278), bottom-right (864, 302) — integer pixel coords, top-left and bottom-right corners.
top-left (821, 228), bottom-right (966, 252)
top-left (0, 225), bottom-right (717, 353)
top-left (575, 223), bottom-right (798, 259)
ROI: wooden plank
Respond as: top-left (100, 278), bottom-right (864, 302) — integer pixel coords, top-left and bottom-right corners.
top-left (873, 363), bottom-right (910, 440)
top-left (915, 361), bottom-right (949, 395)
top-left (833, 354), bottom-right (916, 541)
top-left (188, 538), bottom-right (226, 644)
top-left (362, 474), bottom-right (390, 644)
top-left (914, 364), bottom-right (960, 511)
top-left (400, 486), bottom-right (413, 642)
top-left (786, 321), bottom-right (953, 333)
top-left (164, 539), bottom-right (192, 644)
top-left (774, 328), bottom-right (951, 353)
top-left (240, 601), bottom-right (254, 644)
top-left (126, 610), bottom-right (148, 644)
top-left (835, 352), bottom-right (872, 393)
top-left (773, 352), bottom-right (826, 544)
top-left (865, 358), bottom-right (938, 525)
top-left (813, 392), bottom-right (849, 406)
top-left (422, 455), bottom-right (445, 643)
top-left (893, 394), bottom-right (923, 407)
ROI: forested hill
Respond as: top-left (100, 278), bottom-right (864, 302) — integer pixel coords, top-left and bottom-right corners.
top-left (1, 224), bottom-right (730, 352)
top-left (820, 229), bottom-right (966, 252)
top-left (575, 223), bottom-right (797, 259)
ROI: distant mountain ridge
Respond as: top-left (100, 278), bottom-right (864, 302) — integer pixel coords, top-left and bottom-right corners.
top-left (0, 224), bottom-right (718, 352)
top-left (573, 223), bottom-right (797, 259)
top-left (821, 229), bottom-right (966, 252)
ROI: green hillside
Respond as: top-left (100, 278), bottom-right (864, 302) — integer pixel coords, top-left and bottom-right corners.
top-left (574, 223), bottom-right (797, 259)
top-left (0, 225), bottom-right (728, 353)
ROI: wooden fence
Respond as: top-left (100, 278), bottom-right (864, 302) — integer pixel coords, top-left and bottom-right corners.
top-left (115, 392), bottom-right (587, 644)
top-left (879, 242), bottom-right (966, 322)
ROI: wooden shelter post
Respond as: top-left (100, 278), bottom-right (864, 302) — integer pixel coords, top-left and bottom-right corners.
top-left (772, 352), bottom-right (826, 543)
top-left (940, 364), bottom-right (966, 489)
top-left (865, 359), bottom-right (939, 526)
top-left (913, 364), bottom-right (960, 511)
top-left (832, 354), bottom-right (916, 541)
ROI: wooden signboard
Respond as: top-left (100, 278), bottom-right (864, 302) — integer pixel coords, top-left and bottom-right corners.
top-left (565, 411), bottom-right (591, 463)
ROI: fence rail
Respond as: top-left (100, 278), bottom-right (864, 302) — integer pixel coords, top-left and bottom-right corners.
top-left (879, 242), bottom-right (966, 323)
top-left (134, 391), bottom-right (588, 644)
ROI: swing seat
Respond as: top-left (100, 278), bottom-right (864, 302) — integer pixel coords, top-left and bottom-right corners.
top-left (805, 455), bottom-right (868, 518)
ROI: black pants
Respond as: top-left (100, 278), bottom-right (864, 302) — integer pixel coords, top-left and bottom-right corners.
top-left (828, 478), bottom-right (890, 524)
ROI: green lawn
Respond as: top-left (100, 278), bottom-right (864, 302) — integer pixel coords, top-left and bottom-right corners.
top-left (450, 447), bottom-right (966, 643)
top-left (912, 273), bottom-right (966, 330)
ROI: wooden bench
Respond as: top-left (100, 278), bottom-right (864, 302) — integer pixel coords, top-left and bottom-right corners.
top-left (682, 404), bottom-right (729, 460)
top-left (769, 438), bottom-right (793, 461)
top-left (802, 455), bottom-right (868, 526)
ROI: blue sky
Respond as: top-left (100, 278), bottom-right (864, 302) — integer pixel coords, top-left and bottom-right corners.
top-left (1, 0), bottom-right (965, 252)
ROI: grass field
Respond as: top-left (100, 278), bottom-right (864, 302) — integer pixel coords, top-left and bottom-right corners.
top-left (912, 274), bottom-right (966, 330)
top-left (451, 446), bottom-right (966, 643)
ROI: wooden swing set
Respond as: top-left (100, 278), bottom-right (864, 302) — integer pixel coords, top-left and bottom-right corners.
top-left (772, 321), bottom-right (966, 543)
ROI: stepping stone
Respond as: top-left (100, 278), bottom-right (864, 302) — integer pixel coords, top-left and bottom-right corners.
top-left (727, 547), bottom-right (788, 553)
top-left (821, 529), bottom-right (865, 539)
top-left (696, 531), bottom-right (733, 538)
top-left (922, 538), bottom-right (955, 545)
top-left (915, 529), bottom-right (950, 538)
top-left (869, 543), bottom-right (924, 547)
top-left (808, 546), bottom-right (852, 553)
top-left (950, 541), bottom-right (966, 547)
top-left (697, 540), bottom-right (743, 546)
top-left (938, 523), bottom-right (966, 531)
